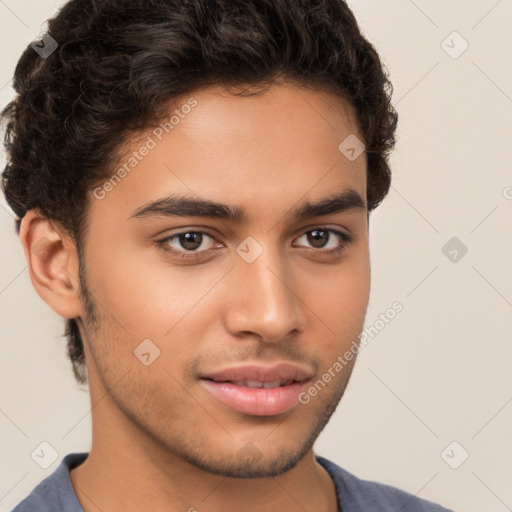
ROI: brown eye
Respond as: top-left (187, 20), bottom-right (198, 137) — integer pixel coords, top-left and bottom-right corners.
top-left (294, 228), bottom-right (352, 253)
top-left (306, 229), bottom-right (330, 248)
top-left (159, 230), bottom-right (219, 257)
top-left (178, 232), bottom-right (204, 251)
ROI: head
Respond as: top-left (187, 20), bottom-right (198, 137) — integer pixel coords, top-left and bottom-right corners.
top-left (2, 0), bottom-right (397, 478)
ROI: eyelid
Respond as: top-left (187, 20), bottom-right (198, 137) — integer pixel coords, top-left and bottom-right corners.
top-left (157, 229), bottom-right (220, 254)
top-left (157, 226), bottom-right (353, 258)
top-left (292, 225), bottom-right (354, 243)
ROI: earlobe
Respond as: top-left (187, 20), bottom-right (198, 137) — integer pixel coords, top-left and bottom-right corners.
top-left (19, 210), bottom-right (83, 319)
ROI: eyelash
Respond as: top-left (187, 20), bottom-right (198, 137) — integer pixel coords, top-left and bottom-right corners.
top-left (157, 227), bottom-right (354, 261)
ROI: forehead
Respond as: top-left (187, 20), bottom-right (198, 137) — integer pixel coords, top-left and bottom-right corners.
top-left (89, 83), bottom-right (367, 221)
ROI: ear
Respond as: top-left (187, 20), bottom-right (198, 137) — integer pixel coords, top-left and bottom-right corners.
top-left (19, 210), bottom-right (83, 319)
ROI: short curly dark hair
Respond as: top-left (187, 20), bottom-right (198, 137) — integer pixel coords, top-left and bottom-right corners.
top-left (1, 0), bottom-right (398, 385)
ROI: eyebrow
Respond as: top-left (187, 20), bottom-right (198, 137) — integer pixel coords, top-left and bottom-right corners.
top-left (130, 189), bottom-right (366, 223)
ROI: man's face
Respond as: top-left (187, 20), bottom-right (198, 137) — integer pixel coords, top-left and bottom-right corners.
top-left (78, 83), bottom-right (370, 477)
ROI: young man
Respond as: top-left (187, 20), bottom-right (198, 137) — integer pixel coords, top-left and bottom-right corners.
top-left (2, 0), bottom-right (452, 510)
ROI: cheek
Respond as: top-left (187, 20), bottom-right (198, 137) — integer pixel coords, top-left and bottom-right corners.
top-left (84, 237), bottom-right (227, 344)
top-left (297, 258), bottom-right (370, 367)
top-left (306, 254), bottom-right (370, 328)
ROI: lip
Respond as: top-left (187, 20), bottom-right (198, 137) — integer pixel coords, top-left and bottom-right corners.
top-left (201, 363), bottom-right (313, 383)
top-left (200, 363), bottom-right (313, 416)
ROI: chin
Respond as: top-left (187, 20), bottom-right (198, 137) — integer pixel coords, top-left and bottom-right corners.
top-left (185, 446), bottom-right (308, 479)
top-left (163, 430), bottom-right (316, 479)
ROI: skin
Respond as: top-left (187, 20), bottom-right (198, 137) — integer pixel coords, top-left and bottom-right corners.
top-left (20, 83), bottom-right (370, 512)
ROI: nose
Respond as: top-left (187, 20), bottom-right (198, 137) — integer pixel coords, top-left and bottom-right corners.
top-left (223, 248), bottom-right (306, 343)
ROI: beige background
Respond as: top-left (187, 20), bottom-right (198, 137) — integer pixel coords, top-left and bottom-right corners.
top-left (1, 1), bottom-right (511, 511)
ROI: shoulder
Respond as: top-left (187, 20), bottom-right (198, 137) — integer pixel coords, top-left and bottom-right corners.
top-left (316, 456), bottom-right (454, 512)
top-left (10, 452), bottom-right (88, 512)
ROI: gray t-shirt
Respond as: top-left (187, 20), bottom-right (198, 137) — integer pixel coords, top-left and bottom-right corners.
top-left (10, 452), bottom-right (452, 511)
